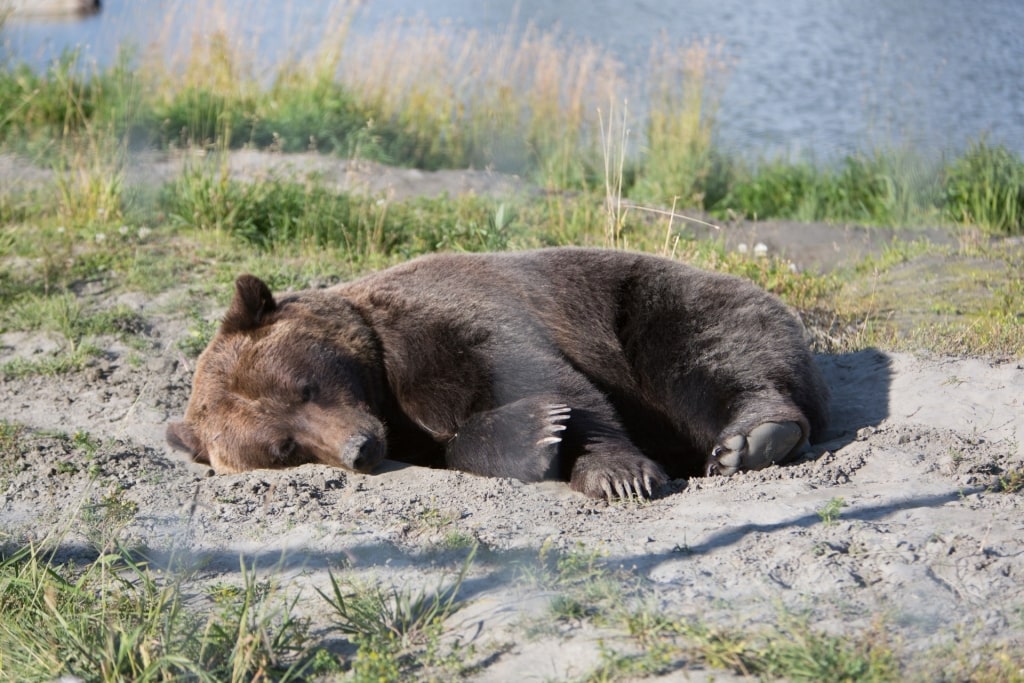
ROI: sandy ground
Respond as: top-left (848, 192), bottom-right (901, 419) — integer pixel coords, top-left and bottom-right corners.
top-left (1, 151), bottom-right (1023, 679)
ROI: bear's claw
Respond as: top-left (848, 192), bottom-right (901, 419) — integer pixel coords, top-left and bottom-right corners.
top-left (705, 421), bottom-right (804, 476)
top-left (535, 404), bottom-right (571, 447)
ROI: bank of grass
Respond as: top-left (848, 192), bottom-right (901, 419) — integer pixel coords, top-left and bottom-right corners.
top-left (2, 4), bottom-right (1023, 235)
top-left (2, 159), bottom-right (1022, 361)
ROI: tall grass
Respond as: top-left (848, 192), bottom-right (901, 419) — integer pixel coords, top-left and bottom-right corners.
top-left (944, 138), bottom-right (1024, 235)
top-left (0, 543), bottom-right (314, 682)
top-left (159, 166), bottom-right (524, 256)
top-left (716, 151), bottom-right (944, 227)
top-left (632, 39), bottom-right (727, 207)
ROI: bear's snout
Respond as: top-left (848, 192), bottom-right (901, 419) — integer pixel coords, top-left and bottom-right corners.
top-left (341, 432), bottom-right (385, 473)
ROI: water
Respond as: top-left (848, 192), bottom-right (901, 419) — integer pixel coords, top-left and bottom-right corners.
top-left (3, 0), bottom-right (1022, 159)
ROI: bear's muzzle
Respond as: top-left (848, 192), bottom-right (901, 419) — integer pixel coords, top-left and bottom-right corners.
top-left (341, 432), bottom-right (385, 473)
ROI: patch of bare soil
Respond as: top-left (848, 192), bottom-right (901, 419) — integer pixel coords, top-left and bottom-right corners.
top-left (1, 151), bottom-right (1022, 680)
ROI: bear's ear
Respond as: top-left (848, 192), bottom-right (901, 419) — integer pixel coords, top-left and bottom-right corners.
top-left (222, 274), bottom-right (277, 334)
top-left (166, 421), bottom-right (209, 463)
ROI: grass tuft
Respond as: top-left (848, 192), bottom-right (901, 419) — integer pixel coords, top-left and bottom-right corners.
top-left (315, 546), bottom-right (477, 680)
top-left (0, 544), bottom-right (314, 682)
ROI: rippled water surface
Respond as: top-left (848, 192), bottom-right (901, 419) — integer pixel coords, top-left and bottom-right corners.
top-left (3, 0), bottom-right (1022, 158)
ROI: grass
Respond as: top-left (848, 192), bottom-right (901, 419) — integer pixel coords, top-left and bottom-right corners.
top-left (316, 547), bottom-right (478, 682)
top-left (2, 4), bottom-right (1022, 233)
top-left (0, 542), bottom-right (316, 682)
top-left (3, 155), bottom-right (1021, 366)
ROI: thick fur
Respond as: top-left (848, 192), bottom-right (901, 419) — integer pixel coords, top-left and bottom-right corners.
top-left (167, 248), bottom-right (829, 498)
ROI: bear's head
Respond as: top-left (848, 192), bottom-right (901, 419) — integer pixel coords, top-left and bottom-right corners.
top-left (166, 275), bottom-right (388, 474)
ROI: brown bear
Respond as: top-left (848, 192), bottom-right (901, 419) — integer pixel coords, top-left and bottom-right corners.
top-left (166, 247), bottom-right (829, 499)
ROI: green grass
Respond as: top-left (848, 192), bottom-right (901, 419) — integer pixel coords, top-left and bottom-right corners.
top-left (317, 547), bottom-right (478, 682)
top-left (159, 164), bottom-right (523, 256)
top-left (944, 138), bottom-right (1024, 235)
top-left (3, 10), bottom-right (1022, 234)
top-left (817, 497), bottom-right (848, 526)
top-left (712, 151), bottom-right (945, 228)
top-left (0, 543), bottom-right (315, 682)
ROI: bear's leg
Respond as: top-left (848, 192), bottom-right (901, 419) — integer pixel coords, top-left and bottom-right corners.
top-left (445, 397), bottom-right (571, 482)
top-left (703, 394), bottom-right (809, 476)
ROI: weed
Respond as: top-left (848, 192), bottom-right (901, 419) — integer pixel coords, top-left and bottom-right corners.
top-left (0, 420), bottom-right (25, 453)
top-left (579, 639), bottom-right (676, 682)
top-left (71, 429), bottom-right (102, 458)
top-left (319, 547), bottom-right (473, 647)
top-left (817, 497), bottom-right (848, 526)
top-left (753, 617), bottom-right (898, 681)
top-left (0, 342), bottom-right (102, 380)
top-left (82, 487), bottom-right (140, 552)
top-left (633, 39), bottom-right (726, 209)
top-left (990, 467), bottom-right (1024, 494)
top-left (673, 616), bottom-right (898, 681)
top-left (178, 313), bottom-right (219, 358)
top-left (318, 546), bottom-right (475, 680)
top-left (598, 99), bottom-right (631, 248)
top-left (518, 542), bottom-right (634, 630)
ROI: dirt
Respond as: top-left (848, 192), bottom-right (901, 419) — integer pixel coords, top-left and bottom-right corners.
top-left (1, 150), bottom-right (1023, 680)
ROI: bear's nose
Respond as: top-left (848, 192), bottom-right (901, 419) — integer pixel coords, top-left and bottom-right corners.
top-left (342, 432), bottom-right (385, 473)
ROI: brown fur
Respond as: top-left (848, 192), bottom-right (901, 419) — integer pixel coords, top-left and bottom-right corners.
top-left (167, 248), bottom-right (829, 498)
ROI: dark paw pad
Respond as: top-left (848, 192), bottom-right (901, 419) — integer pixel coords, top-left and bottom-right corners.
top-left (705, 421), bottom-right (804, 476)
top-left (571, 454), bottom-right (668, 501)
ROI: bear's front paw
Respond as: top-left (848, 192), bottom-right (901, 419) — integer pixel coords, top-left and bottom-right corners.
top-left (535, 403), bottom-right (571, 449)
top-left (570, 453), bottom-right (667, 501)
top-left (705, 421), bottom-right (804, 476)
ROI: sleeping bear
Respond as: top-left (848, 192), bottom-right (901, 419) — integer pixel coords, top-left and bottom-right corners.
top-left (166, 247), bottom-right (829, 499)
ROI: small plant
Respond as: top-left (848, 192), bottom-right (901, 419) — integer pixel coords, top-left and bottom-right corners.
top-left (81, 487), bottom-right (139, 551)
top-left (817, 497), bottom-right (848, 526)
top-left (178, 313), bottom-right (219, 358)
top-left (579, 639), bottom-right (676, 682)
top-left (319, 547), bottom-right (474, 648)
top-left (318, 546), bottom-right (476, 680)
top-left (0, 420), bottom-right (25, 453)
top-left (674, 616), bottom-right (898, 681)
top-left (71, 429), bottom-right (102, 458)
top-left (991, 467), bottom-right (1024, 494)
top-left (0, 343), bottom-right (102, 380)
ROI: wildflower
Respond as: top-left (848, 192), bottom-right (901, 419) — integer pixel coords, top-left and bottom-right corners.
top-left (137, 226), bottom-right (152, 239)
top-left (119, 224), bottom-right (130, 236)
top-left (94, 233), bottom-right (106, 243)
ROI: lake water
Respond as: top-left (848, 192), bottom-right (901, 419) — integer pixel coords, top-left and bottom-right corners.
top-left (3, 0), bottom-right (1022, 159)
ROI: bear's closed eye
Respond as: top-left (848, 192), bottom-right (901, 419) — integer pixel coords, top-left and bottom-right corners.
top-left (299, 384), bottom-right (318, 403)
top-left (273, 437), bottom-right (298, 461)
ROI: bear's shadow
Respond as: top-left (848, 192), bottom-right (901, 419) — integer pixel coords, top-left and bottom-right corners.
top-left (814, 347), bottom-right (893, 451)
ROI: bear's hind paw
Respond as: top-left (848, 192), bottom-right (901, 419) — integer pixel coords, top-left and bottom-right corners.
top-left (705, 421), bottom-right (805, 476)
